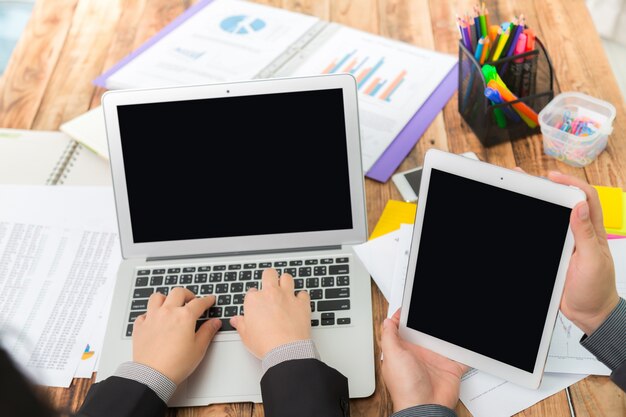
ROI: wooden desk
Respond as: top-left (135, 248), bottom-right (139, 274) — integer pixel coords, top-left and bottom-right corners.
top-left (1, 0), bottom-right (624, 416)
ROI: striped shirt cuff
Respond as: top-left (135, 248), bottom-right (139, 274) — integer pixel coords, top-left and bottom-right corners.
top-left (580, 297), bottom-right (626, 370)
top-left (261, 339), bottom-right (320, 374)
top-left (391, 404), bottom-right (458, 417)
top-left (114, 361), bottom-right (177, 403)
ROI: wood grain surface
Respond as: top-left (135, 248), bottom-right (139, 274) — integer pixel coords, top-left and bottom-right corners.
top-left (1, 1), bottom-right (624, 416)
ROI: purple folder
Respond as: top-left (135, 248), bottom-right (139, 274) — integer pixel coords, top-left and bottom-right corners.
top-left (94, 0), bottom-right (459, 184)
top-left (365, 63), bottom-right (458, 183)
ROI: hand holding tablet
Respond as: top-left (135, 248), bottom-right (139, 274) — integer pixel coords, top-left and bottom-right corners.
top-left (398, 149), bottom-right (586, 389)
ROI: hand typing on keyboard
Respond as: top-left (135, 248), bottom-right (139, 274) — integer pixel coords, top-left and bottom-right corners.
top-left (132, 288), bottom-right (222, 385)
top-left (230, 268), bottom-right (312, 358)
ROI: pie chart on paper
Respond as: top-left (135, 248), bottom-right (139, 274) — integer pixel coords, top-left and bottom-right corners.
top-left (220, 15), bottom-right (266, 34)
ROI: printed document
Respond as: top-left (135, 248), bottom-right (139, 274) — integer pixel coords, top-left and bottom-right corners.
top-left (97, 0), bottom-right (456, 173)
top-left (0, 186), bottom-right (121, 387)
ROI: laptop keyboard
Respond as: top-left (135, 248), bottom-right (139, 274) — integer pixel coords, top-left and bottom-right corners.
top-left (125, 256), bottom-right (353, 337)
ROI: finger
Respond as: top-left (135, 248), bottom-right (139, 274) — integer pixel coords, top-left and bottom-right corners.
top-left (134, 313), bottom-right (147, 324)
top-left (391, 308), bottom-right (401, 325)
top-left (261, 268), bottom-right (280, 290)
top-left (186, 295), bottom-right (216, 318)
top-left (278, 272), bottom-right (295, 292)
top-left (147, 292), bottom-right (166, 311)
top-left (570, 201), bottom-right (602, 258)
top-left (196, 318), bottom-right (222, 349)
top-left (548, 171), bottom-right (605, 236)
top-left (457, 362), bottom-right (470, 374)
top-left (163, 287), bottom-right (195, 307)
top-left (380, 317), bottom-right (402, 356)
top-left (513, 166), bottom-right (526, 173)
top-left (230, 315), bottom-right (245, 333)
top-left (296, 289), bottom-right (310, 301)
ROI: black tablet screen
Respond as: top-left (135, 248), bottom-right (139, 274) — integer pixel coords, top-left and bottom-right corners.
top-left (406, 169), bottom-right (571, 372)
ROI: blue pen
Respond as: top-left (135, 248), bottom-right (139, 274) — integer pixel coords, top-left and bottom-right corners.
top-left (484, 87), bottom-right (521, 122)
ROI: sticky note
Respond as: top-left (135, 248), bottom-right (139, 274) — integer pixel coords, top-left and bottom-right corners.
top-left (369, 200), bottom-right (416, 240)
top-left (606, 192), bottom-right (626, 237)
top-left (593, 186), bottom-right (623, 230)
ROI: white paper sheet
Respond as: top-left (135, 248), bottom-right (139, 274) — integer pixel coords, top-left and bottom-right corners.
top-left (545, 237), bottom-right (626, 375)
top-left (74, 291), bottom-right (115, 378)
top-left (459, 369), bottom-right (586, 417)
top-left (105, 0), bottom-right (319, 89)
top-left (0, 186), bottom-right (121, 386)
top-left (387, 224), bottom-right (413, 317)
top-left (60, 106), bottom-right (109, 160)
top-left (353, 229), bottom-right (399, 301)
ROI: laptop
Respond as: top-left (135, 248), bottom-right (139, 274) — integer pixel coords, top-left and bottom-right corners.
top-left (96, 73), bottom-right (376, 406)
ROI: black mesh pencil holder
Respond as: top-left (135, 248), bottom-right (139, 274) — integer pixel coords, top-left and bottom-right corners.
top-left (458, 37), bottom-right (554, 147)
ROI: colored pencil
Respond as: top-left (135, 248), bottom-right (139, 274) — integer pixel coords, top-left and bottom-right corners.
top-left (474, 37), bottom-right (485, 61)
top-left (479, 14), bottom-right (487, 40)
top-left (492, 27), bottom-right (510, 61)
top-left (480, 36), bottom-right (490, 65)
top-left (487, 28), bottom-right (502, 62)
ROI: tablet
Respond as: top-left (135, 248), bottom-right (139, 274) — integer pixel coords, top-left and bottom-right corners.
top-left (398, 149), bottom-right (586, 389)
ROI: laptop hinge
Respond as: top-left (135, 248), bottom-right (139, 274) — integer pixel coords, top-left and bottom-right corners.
top-left (146, 245), bottom-right (342, 262)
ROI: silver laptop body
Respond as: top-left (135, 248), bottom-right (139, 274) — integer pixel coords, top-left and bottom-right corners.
top-left (97, 74), bottom-right (375, 406)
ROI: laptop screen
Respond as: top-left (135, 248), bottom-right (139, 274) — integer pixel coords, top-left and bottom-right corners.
top-left (116, 88), bottom-right (354, 244)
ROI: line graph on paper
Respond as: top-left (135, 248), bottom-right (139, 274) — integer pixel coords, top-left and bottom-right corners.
top-left (545, 312), bottom-right (611, 375)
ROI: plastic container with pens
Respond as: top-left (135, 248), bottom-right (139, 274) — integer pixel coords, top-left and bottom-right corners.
top-left (538, 92), bottom-right (616, 167)
top-left (458, 36), bottom-right (555, 147)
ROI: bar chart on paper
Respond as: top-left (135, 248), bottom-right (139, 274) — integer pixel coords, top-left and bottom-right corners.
top-left (322, 50), bottom-right (407, 102)
top-left (289, 26), bottom-right (457, 172)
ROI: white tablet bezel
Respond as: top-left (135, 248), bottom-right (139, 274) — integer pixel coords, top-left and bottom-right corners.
top-left (398, 148), bottom-right (586, 389)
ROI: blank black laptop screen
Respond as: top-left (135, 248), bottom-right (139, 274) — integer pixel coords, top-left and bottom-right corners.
top-left (116, 88), bottom-right (353, 243)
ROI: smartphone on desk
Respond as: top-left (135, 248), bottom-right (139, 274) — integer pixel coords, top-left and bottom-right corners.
top-left (392, 151), bottom-right (479, 203)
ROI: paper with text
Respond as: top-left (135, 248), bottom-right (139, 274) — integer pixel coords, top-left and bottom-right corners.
top-left (0, 186), bottom-right (121, 386)
top-left (104, 0), bottom-right (318, 89)
top-left (97, 0), bottom-right (456, 175)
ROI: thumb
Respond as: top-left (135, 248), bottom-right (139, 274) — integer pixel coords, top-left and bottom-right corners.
top-left (380, 317), bottom-right (402, 356)
top-left (196, 318), bottom-right (221, 349)
top-left (570, 201), bottom-right (599, 257)
top-left (230, 315), bottom-right (245, 333)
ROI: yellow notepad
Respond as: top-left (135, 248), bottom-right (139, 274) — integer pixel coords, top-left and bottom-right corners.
top-left (594, 185), bottom-right (623, 230)
top-left (369, 200), bottom-right (417, 240)
top-left (606, 192), bottom-right (626, 236)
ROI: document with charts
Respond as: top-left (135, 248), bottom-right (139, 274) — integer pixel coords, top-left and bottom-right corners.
top-left (94, 0), bottom-right (457, 180)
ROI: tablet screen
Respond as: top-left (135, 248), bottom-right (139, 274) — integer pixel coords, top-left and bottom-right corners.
top-left (406, 169), bottom-right (571, 372)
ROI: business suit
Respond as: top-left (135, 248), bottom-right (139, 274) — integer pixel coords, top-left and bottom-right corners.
top-left (76, 376), bottom-right (165, 417)
top-left (76, 358), bottom-right (349, 417)
top-left (260, 359), bottom-right (350, 417)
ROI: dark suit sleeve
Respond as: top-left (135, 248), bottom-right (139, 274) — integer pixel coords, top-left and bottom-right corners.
top-left (260, 358), bottom-right (350, 417)
top-left (611, 362), bottom-right (626, 392)
top-left (580, 297), bottom-right (626, 392)
top-left (75, 376), bottom-right (166, 417)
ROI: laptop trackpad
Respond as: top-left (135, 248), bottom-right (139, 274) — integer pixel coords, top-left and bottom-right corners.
top-left (186, 340), bottom-right (262, 398)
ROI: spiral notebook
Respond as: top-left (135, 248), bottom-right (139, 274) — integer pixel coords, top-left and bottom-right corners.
top-left (0, 128), bottom-right (111, 186)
